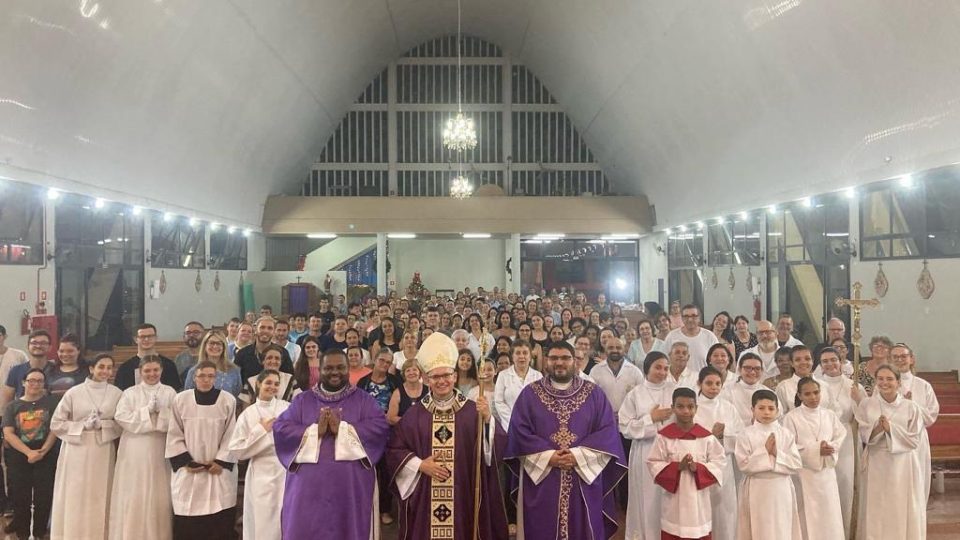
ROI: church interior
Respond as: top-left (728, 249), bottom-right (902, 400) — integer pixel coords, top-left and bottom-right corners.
top-left (1, 0), bottom-right (960, 538)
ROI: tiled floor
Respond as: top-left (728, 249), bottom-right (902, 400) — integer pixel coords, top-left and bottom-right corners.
top-left (380, 478), bottom-right (960, 539)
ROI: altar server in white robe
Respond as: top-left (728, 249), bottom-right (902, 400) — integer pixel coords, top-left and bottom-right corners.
top-left (782, 377), bottom-right (846, 540)
top-left (647, 387), bottom-right (727, 540)
top-left (166, 360), bottom-right (239, 540)
top-left (619, 351), bottom-right (675, 540)
top-left (726, 353), bottom-right (767, 427)
top-left (110, 355), bottom-right (178, 540)
top-left (892, 343), bottom-right (940, 500)
top-left (50, 353), bottom-right (123, 540)
top-left (734, 389), bottom-right (802, 540)
top-left (774, 345), bottom-right (814, 414)
top-left (229, 369), bottom-right (290, 540)
top-left (854, 365), bottom-right (926, 540)
top-left (694, 367), bottom-right (743, 540)
top-left (816, 347), bottom-right (863, 536)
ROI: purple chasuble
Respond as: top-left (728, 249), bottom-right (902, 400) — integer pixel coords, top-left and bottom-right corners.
top-left (505, 377), bottom-right (627, 540)
top-left (385, 391), bottom-right (509, 540)
top-left (274, 385), bottom-right (390, 540)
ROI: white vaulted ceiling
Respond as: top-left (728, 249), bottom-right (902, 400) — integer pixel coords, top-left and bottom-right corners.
top-left (2, 0), bottom-right (960, 229)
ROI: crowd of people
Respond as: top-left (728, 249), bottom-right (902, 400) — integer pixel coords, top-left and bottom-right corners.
top-left (0, 284), bottom-right (940, 540)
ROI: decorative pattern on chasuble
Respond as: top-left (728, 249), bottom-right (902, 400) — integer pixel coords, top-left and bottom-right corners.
top-left (422, 391), bottom-right (467, 540)
top-left (530, 378), bottom-right (594, 540)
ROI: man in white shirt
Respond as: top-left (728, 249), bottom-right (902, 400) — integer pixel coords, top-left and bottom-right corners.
top-left (739, 319), bottom-right (781, 379)
top-left (775, 313), bottom-right (804, 348)
top-left (663, 304), bottom-right (718, 373)
top-left (667, 342), bottom-right (698, 390)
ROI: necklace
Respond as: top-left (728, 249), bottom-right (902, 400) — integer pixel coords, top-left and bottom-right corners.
top-left (83, 381), bottom-right (110, 416)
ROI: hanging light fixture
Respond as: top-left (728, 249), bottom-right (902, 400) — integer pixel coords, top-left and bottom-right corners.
top-left (442, 0), bottom-right (477, 153)
top-left (450, 174), bottom-right (473, 199)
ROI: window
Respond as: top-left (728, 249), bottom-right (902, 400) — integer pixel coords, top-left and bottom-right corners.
top-left (520, 239), bottom-right (639, 303)
top-left (150, 215), bottom-right (205, 269)
top-left (860, 167), bottom-right (960, 260)
top-left (707, 213), bottom-right (762, 266)
top-left (0, 182), bottom-right (44, 265)
top-left (55, 196), bottom-right (144, 267)
top-left (209, 229), bottom-right (247, 270)
top-left (768, 194), bottom-right (850, 265)
top-left (667, 228), bottom-right (704, 269)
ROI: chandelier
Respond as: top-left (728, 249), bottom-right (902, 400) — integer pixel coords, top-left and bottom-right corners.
top-left (442, 113), bottom-right (477, 152)
top-left (450, 175), bottom-right (474, 199)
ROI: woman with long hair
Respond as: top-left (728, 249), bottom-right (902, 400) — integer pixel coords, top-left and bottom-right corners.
top-left (466, 313), bottom-right (495, 359)
top-left (455, 349), bottom-right (479, 395)
top-left (293, 336), bottom-right (320, 391)
top-left (391, 329), bottom-right (419, 374)
top-left (184, 331), bottom-right (242, 397)
top-left (51, 354), bottom-right (123, 540)
top-left (493, 311), bottom-right (517, 340)
top-left (529, 315), bottom-right (549, 349)
top-left (559, 308), bottom-right (573, 335)
top-left (369, 317), bottom-right (400, 361)
top-left (229, 369), bottom-right (290, 540)
top-left (710, 311), bottom-right (736, 344)
top-left (46, 333), bottom-right (89, 398)
top-left (516, 323), bottom-right (544, 370)
top-left (239, 345), bottom-right (297, 407)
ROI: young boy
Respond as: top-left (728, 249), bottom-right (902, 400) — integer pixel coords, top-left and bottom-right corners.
top-left (647, 387), bottom-right (726, 540)
top-left (734, 389), bottom-right (802, 540)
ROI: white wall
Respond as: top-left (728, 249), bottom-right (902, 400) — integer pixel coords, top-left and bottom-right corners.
top-left (389, 239), bottom-right (506, 293)
top-left (638, 233), bottom-right (668, 308)
top-left (702, 266), bottom-right (763, 326)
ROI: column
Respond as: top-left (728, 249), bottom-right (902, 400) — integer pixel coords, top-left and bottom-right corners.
top-left (376, 233), bottom-right (387, 296)
top-left (506, 233), bottom-right (522, 295)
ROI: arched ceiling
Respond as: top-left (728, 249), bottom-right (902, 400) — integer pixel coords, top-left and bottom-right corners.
top-left (2, 0), bottom-right (959, 229)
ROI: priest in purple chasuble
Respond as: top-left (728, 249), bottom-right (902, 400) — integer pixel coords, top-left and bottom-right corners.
top-left (505, 340), bottom-right (627, 540)
top-left (273, 349), bottom-right (390, 540)
top-left (386, 332), bottom-right (509, 540)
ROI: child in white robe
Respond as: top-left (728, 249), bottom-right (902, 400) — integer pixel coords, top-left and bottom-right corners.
top-left (647, 386), bottom-right (726, 540)
top-left (891, 343), bottom-right (940, 500)
top-left (782, 377), bottom-right (846, 540)
top-left (694, 366), bottom-right (743, 540)
top-left (734, 389), bottom-right (802, 540)
top-left (854, 364), bottom-right (926, 540)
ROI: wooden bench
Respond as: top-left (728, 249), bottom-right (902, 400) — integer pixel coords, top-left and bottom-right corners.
top-left (919, 370), bottom-right (959, 384)
top-left (110, 342), bottom-right (186, 364)
top-left (929, 413), bottom-right (960, 493)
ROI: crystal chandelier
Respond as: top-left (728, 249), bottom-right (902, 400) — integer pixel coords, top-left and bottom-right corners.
top-left (442, 113), bottom-right (477, 152)
top-left (450, 175), bottom-right (474, 199)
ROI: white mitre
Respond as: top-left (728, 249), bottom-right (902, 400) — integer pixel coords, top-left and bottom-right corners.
top-left (417, 332), bottom-right (458, 374)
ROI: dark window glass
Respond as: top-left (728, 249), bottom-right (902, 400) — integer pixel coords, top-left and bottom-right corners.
top-left (0, 182), bottom-right (44, 265)
top-left (150, 215), bottom-right (206, 269)
top-left (210, 229), bottom-right (247, 270)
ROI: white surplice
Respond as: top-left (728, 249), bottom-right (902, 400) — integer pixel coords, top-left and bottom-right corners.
top-left (228, 397), bottom-right (290, 540)
top-left (817, 373), bottom-right (862, 536)
top-left (782, 405), bottom-right (846, 540)
top-left (646, 425), bottom-right (727, 539)
top-left (618, 379), bottom-right (675, 540)
top-left (854, 393), bottom-right (926, 540)
top-left (165, 389), bottom-right (238, 516)
top-left (110, 381), bottom-right (178, 540)
top-left (900, 371), bottom-right (940, 500)
top-left (50, 379), bottom-right (123, 540)
top-left (695, 394), bottom-right (744, 540)
top-left (734, 421), bottom-right (803, 540)
top-left (725, 379), bottom-right (765, 427)
top-left (774, 374), bottom-right (804, 413)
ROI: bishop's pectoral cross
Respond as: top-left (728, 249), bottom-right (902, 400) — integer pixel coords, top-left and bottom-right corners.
top-left (833, 281), bottom-right (879, 540)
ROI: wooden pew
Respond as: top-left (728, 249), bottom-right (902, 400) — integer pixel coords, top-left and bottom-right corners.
top-left (110, 342), bottom-right (186, 364)
top-left (930, 413), bottom-right (960, 492)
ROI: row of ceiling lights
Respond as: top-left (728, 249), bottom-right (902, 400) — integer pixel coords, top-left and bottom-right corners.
top-left (664, 174), bottom-right (917, 235)
top-left (44, 187), bottom-right (253, 237)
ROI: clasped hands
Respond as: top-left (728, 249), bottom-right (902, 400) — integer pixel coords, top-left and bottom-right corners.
top-left (677, 453), bottom-right (697, 473)
top-left (548, 448), bottom-right (577, 471)
top-left (82, 412), bottom-right (102, 430)
top-left (186, 461), bottom-right (223, 475)
top-left (317, 407), bottom-right (342, 438)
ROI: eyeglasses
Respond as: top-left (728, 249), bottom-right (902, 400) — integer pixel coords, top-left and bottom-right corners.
top-left (546, 355), bottom-right (575, 362)
top-left (28, 341), bottom-right (50, 347)
top-left (184, 331), bottom-right (204, 336)
top-left (206, 342), bottom-right (225, 348)
top-left (426, 372), bottom-right (456, 382)
top-left (24, 379), bottom-right (45, 384)
top-left (741, 366), bottom-right (763, 372)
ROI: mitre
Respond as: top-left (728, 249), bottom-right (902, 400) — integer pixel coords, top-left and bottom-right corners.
top-left (417, 332), bottom-right (459, 374)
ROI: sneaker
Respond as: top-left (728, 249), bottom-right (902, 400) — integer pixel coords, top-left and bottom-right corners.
top-left (380, 512), bottom-right (394, 525)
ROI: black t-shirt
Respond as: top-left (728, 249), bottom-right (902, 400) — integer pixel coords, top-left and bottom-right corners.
top-left (234, 344), bottom-right (294, 381)
top-left (317, 311), bottom-right (335, 335)
top-left (3, 395), bottom-right (59, 450)
top-left (44, 365), bottom-right (89, 399)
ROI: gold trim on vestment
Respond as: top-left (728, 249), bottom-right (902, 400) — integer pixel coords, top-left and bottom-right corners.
top-left (429, 406), bottom-right (457, 540)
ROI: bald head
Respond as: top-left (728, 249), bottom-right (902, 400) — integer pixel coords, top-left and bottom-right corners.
top-left (756, 320), bottom-right (776, 346)
top-left (826, 318), bottom-right (846, 341)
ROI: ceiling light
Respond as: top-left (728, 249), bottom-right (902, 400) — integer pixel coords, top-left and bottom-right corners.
top-left (587, 239), bottom-right (607, 244)
top-left (523, 239), bottom-right (544, 244)
top-left (614, 278), bottom-right (628, 290)
top-left (462, 233), bottom-right (491, 239)
top-left (767, 204), bottom-right (778, 214)
top-left (131, 206), bottom-right (142, 216)
top-left (388, 233), bottom-right (416, 239)
top-left (899, 174), bottom-right (915, 188)
top-left (46, 188), bottom-right (60, 200)
top-left (449, 175), bottom-right (473, 199)
top-left (210, 222), bottom-right (221, 231)
top-left (307, 233), bottom-right (338, 239)
top-left (94, 198), bottom-right (106, 209)
top-left (739, 211), bottom-right (749, 220)
top-left (227, 226), bottom-right (236, 234)
top-left (844, 187), bottom-right (857, 199)
top-left (188, 217), bottom-right (198, 227)
top-left (801, 197), bottom-right (813, 208)
top-left (243, 229), bottom-right (252, 237)
top-left (163, 212), bottom-right (174, 222)
top-left (714, 217), bottom-right (725, 224)
top-left (604, 233), bottom-right (640, 239)
top-left (535, 233), bottom-right (565, 238)
top-left (695, 221), bottom-right (705, 229)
